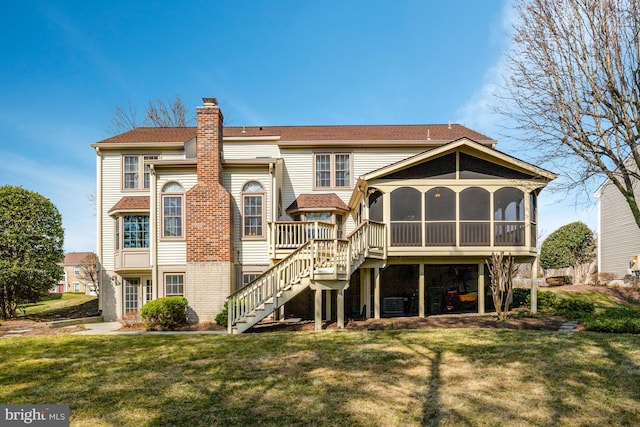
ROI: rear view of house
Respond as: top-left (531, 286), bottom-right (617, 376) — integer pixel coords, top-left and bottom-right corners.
top-left (93, 97), bottom-right (556, 332)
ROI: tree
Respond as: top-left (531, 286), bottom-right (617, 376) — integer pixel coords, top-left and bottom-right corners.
top-left (109, 95), bottom-right (193, 134)
top-left (540, 221), bottom-right (596, 285)
top-left (502, 0), bottom-right (640, 226)
top-left (0, 186), bottom-right (64, 319)
top-left (77, 253), bottom-right (99, 296)
top-left (485, 252), bottom-right (518, 321)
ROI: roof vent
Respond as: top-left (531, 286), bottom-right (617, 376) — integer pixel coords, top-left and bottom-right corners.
top-left (427, 129), bottom-right (431, 141)
top-left (448, 121), bottom-right (452, 130)
top-left (242, 126), bottom-right (246, 133)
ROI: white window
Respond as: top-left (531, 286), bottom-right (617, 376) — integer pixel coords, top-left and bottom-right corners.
top-left (123, 155), bottom-right (139, 189)
top-left (122, 154), bottom-right (158, 190)
top-left (242, 181), bottom-right (265, 239)
top-left (73, 282), bottom-right (80, 292)
top-left (74, 266), bottom-right (80, 276)
top-left (122, 215), bottom-right (150, 248)
top-left (165, 274), bottom-right (184, 296)
top-left (162, 182), bottom-right (184, 238)
top-left (314, 153), bottom-right (351, 189)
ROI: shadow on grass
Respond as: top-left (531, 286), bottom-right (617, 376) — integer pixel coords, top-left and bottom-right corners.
top-left (1, 330), bottom-right (639, 426)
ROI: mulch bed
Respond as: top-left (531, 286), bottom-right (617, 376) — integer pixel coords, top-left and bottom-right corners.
top-left (3, 284), bottom-right (637, 337)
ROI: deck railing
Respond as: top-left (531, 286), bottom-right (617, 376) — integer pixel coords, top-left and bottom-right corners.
top-left (460, 222), bottom-right (491, 246)
top-left (391, 222), bottom-right (421, 246)
top-left (425, 222), bottom-right (456, 246)
top-left (494, 222), bottom-right (525, 246)
top-left (270, 221), bottom-right (335, 252)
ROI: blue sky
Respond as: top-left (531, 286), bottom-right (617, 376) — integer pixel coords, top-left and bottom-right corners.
top-left (0, 0), bottom-right (597, 252)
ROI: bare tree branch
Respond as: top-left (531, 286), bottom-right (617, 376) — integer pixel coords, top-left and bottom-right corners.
top-left (108, 99), bottom-right (139, 134)
top-left (501, 0), bottom-right (640, 227)
top-left (77, 253), bottom-right (99, 296)
top-left (108, 95), bottom-right (194, 134)
top-left (144, 95), bottom-right (193, 127)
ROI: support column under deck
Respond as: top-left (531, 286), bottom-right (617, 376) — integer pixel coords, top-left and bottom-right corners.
top-left (374, 267), bottom-right (381, 319)
top-left (478, 262), bottom-right (485, 315)
top-left (315, 288), bottom-right (323, 331)
top-left (530, 258), bottom-right (538, 314)
top-left (337, 288), bottom-right (344, 328)
top-left (361, 269), bottom-right (371, 318)
top-left (419, 264), bottom-right (425, 317)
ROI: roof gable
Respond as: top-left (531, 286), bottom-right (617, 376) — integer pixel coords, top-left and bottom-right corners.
top-left (286, 193), bottom-right (348, 213)
top-left (361, 138), bottom-right (557, 182)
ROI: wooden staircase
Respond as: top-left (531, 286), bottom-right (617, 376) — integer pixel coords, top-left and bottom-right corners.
top-left (227, 220), bottom-right (386, 334)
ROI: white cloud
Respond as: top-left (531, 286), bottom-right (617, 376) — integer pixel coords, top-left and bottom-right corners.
top-left (0, 151), bottom-right (96, 253)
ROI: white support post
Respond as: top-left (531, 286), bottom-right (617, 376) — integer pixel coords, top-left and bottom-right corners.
top-left (419, 264), bottom-right (425, 317)
top-left (374, 267), bottom-right (381, 319)
top-left (337, 287), bottom-right (345, 329)
top-left (478, 262), bottom-right (485, 315)
top-left (315, 288), bottom-right (323, 331)
top-left (530, 257), bottom-right (538, 314)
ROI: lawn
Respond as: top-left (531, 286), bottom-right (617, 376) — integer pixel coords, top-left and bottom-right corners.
top-left (2, 329), bottom-right (639, 426)
top-left (18, 293), bottom-right (97, 317)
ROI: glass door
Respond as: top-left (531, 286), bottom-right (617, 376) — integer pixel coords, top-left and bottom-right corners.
top-left (124, 278), bottom-right (140, 313)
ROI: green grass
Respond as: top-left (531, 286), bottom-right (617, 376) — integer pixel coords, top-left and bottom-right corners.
top-left (18, 293), bottom-right (96, 317)
top-left (548, 289), bottom-right (634, 312)
top-left (2, 329), bottom-right (640, 426)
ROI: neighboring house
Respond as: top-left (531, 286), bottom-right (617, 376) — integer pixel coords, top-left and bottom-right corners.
top-left (596, 177), bottom-right (640, 280)
top-left (57, 252), bottom-right (98, 295)
top-left (93, 97), bottom-right (556, 332)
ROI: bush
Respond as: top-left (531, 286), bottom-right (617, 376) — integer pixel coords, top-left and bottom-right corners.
top-left (140, 296), bottom-right (188, 331)
top-left (582, 308), bottom-right (640, 334)
top-left (527, 290), bottom-right (558, 312)
top-left (555, 298), bottom-right (595, 319)
top-left (512, 288), bottom-right (530, 308)
top-left (215, 301), bottom-right (228, 328)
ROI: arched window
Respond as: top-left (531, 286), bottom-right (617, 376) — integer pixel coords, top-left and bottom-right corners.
top-left (390, 187), bottom-right (421, 246)
top-left (162, 182), bottom-right (184, 238)
top-left (242, 181), bottom-right (265, 238)
top-left (460, 187), bottom-right (490, 246)
top-left (369, 189), bottom-right (384, 222)
top-left (494, 187), bottom-right (525, 246)
top-left (425, 187), bottom-right (456, 246)
top-left (460, 187), bottom-right (490, 220)
top-left (426, 187), bottom-right (456, 221)
top-left (494, 187), bottom-right (524, 220)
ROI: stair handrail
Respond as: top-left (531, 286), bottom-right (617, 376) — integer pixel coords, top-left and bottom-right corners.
top-left (228, 239), bottom-right (315, 330)
top-left (227, 220), bottom-right (387, 332)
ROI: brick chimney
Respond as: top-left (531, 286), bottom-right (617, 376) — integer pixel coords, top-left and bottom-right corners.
top-left (196, 98), bottom-right (224, 184)
top-left (186, 98), bottom-right (233, 263)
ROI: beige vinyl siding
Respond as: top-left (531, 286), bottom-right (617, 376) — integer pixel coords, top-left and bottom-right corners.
top-left (223, 142), bottom-right (280, 159)
top-left (280, 147), bottom-right (425, 234)
top-left (100, 153), bottom-right (127, 271)
top-left (156, 170), bottom-right (198, 266)
top-left (224, 168), bottom-right (271, 265)
top-left (599, 180), bottom-right (640, 277)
